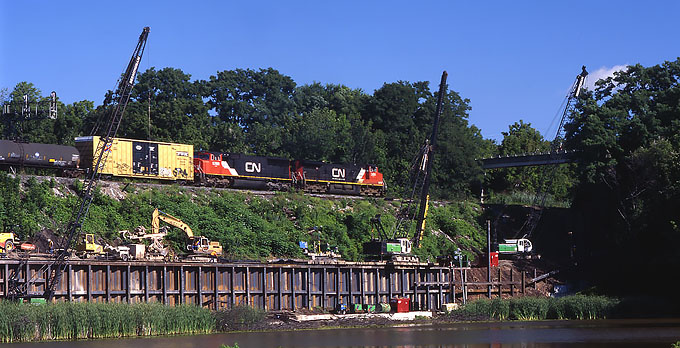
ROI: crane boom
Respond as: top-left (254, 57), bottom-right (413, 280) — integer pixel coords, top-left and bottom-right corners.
top-left (413, 71), bottom-right (447, 247)
top-left (517, 66), bottom-right (588, 240)
top-left (39, 27), bottom-right (150, 299)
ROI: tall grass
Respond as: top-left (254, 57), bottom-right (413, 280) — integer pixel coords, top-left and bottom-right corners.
top-left (454, 295), bottom-right (619, 321)
top-left (215, 305), bottom-right (266, 331)
top-left (0, 301), bottom-right (215, 343)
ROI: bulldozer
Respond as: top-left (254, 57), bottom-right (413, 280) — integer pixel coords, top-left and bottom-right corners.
top-left (0, 231), bottom-right (18, 253)
top-left (75, 233), bottom-right (106, 258)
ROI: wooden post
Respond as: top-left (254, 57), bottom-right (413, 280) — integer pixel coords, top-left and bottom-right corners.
top-left (510, 268), bottom-right (514, 297)
top-left (3, 264), bottom-right (8, 297)
top-left (197, 266), bottom-right (203, 307)
top-left (68, 264), bottom-right (72, 302)
top-left (230, 266), bottom-right (235, 307)
top-left (214, 266), bottom-right (219, 310)
top-left (307, 267), bottom-right (312, 309)
top-left (336, 267), bottom-right (341, 308)
top-left (438, 269), bottom-right (444, 308)
top-left (497, 266), bottom-right (502, 298)
top-left (533, 269), bottom-right (537, 290)
top-left (463, 268), bottom-right (468, 304)
top-left (144, 266), bottom-right (149, 303)
top-left (87, 265), bottom-right (92, 302)
top-left (291, 268), bottom-right (296, 310)
top-left (375, 268), bottom-right (380, 305)
top-left (278, 267), bottom-right (283, 310)
top-left (347, 268), bottom-right (353, 305)
top-left (245, 266), bottom-right (250, 306)
top-left (360, 268), bottom-right (365, 305)
top-left (126, 265), bottom-right (131, 303)
top-left (521, 271), bottom-right (525, 294)
top-left (106, 265), bottom-right (111, 303)
top-left (262, 267), bottom-right (267, 311)
top-left (321, 267), bottom-right (326, 309)
top-left (487, 220), bottom-right (491, 299)
top-left (162, 266), bottom-right (167, 305)
top-left (179, 265), bottom-right (185, 304)
top-left (451, 265), bottom-right (456, 304)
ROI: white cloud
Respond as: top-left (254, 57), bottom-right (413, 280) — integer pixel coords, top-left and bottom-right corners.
top-left (585, 65), bottom-right (628, 90)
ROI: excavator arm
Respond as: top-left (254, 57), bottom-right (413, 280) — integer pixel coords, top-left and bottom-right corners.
top-left (152, 208), bottom-right (194, 237)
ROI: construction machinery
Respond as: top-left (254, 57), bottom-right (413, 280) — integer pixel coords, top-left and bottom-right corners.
top-left (511, 66), bottom-right (589, 245)
top-left (0, 231), bottom-right (18, 253)
top-left (152, 209), bottom-right (222, 257)
top-left (120, 208), bottom-right (222, 260)
top-left (74, 233), bottom-right (106, 258)
top-left (498, 238), bottom-right (533, 254)
top-left (118, 208), bottom-right (175, 260)
top-left (5, 27), bottom-right (150, 300)
top-left (363, 71), bottom-right (448, 262)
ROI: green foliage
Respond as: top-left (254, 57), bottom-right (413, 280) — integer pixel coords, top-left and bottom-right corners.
top-left (564, 59), bottom-right (680, 293)
top-left (215, 305), bottom-right (266, 331)
top-left (0, 172), bottom-right (488, 261)
top-left (6, 66), bottom-right (490, 199)
top-left (454, 295), bottom-right (619, 321)
top-left (486, 120), bottom-right (576, 205)
top-left (0, 302), bottom-right (214, 343)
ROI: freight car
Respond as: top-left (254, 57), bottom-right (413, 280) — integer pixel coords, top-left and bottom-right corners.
top-left (194, 151), bottom-right (385, 195)
top-left (0, 139), bottom-right (80, 173)
top-left (1, 137), bottom-right (385, 196)
top-left (75, 136), bottom-right (194, 181)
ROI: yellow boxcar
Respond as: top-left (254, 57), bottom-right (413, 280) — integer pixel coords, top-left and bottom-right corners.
top-left (75, 136), bottom-right (194, 181)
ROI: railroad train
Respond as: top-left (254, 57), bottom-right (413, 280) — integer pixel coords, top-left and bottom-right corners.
top-left (0, 137), bottom-right (386, 196)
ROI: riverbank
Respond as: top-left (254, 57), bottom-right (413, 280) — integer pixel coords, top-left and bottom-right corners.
top-left (2, 295), bottom-right (678, 343)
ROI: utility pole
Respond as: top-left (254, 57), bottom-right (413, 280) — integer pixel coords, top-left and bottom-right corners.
top-left (487, 220), bottom-right (491, 298)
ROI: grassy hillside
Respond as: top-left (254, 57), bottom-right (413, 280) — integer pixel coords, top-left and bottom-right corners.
top-left (0, 173), bottom-right (486, 261)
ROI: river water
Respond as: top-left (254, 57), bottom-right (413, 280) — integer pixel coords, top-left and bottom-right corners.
top-left (8, 319), bottom-right (680, 348)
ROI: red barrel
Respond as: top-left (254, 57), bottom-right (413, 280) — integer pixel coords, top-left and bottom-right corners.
top-left (490, 251), bottom-right (499, 267)
top-left (390, 297), bottom-right (410, 313)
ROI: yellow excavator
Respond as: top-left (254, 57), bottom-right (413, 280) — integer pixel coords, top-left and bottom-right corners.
top-left (152, 209), bottom-right (223, 257)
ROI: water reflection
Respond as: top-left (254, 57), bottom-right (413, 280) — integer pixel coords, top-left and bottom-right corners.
top-left (7, 319), bottom-right (680, 348)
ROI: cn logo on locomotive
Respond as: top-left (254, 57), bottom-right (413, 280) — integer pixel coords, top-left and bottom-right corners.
top-left (332, 168), bottom-right (346, 179)
top-left (245, 162), bottom-right (262, 173)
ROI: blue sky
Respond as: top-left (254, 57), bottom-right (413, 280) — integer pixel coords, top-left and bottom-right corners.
top-left (1, 1), bottom-right (678, 141)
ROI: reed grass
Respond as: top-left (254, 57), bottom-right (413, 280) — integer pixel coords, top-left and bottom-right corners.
top-left (0, 301), bottom-right (215, 343)
top-left (454, 295), bottom-right (619, 321)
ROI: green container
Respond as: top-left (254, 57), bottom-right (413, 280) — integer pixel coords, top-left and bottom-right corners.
top-left (18, 298), bottom-right (46, 305)
top-left (378, 303), bottom-right (391, 312)
top-left (386, 242), bottom-right (402, 253)
top-left (365, 304), bottom-right (376, 313)
top-left (499, 243), bottom-right (518, 252)
top-left (352, 303), bottom-right (364, 313)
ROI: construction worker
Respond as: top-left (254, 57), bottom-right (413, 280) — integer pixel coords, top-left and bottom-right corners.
top-left (47, 239), bottom-right (54, 254)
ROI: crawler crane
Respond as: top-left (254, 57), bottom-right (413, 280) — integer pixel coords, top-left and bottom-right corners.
top-left (6, 27), bottom-right (150, 300)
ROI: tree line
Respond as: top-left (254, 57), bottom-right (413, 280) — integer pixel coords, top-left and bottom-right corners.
top-left (3, 58), bottom-right (680, 295)
top-left (2, 68), bottom-right (498, 198)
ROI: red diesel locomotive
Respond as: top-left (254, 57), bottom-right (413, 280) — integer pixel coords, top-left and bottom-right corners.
top-left (194, 152), bottom-right (385, 196)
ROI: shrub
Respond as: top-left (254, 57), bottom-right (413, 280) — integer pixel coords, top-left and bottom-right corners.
top-left (215, 305), bottom-right (266, 331)
top-left (453, 295), bottom-right (619, 322)
top-left (509, 296), bottom-right (549, 320)
top-left (0, 301), bottom-right (215, 343)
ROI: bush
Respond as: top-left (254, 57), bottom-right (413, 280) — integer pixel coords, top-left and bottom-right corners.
top-left (0, 302), bottom-right (215, 343)
top-left (215, 305), bottom-right (266, 331)
top-left (509, 296), bottom-right (549, 320)
top-left (453, 295), bottom-right (619, 322)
